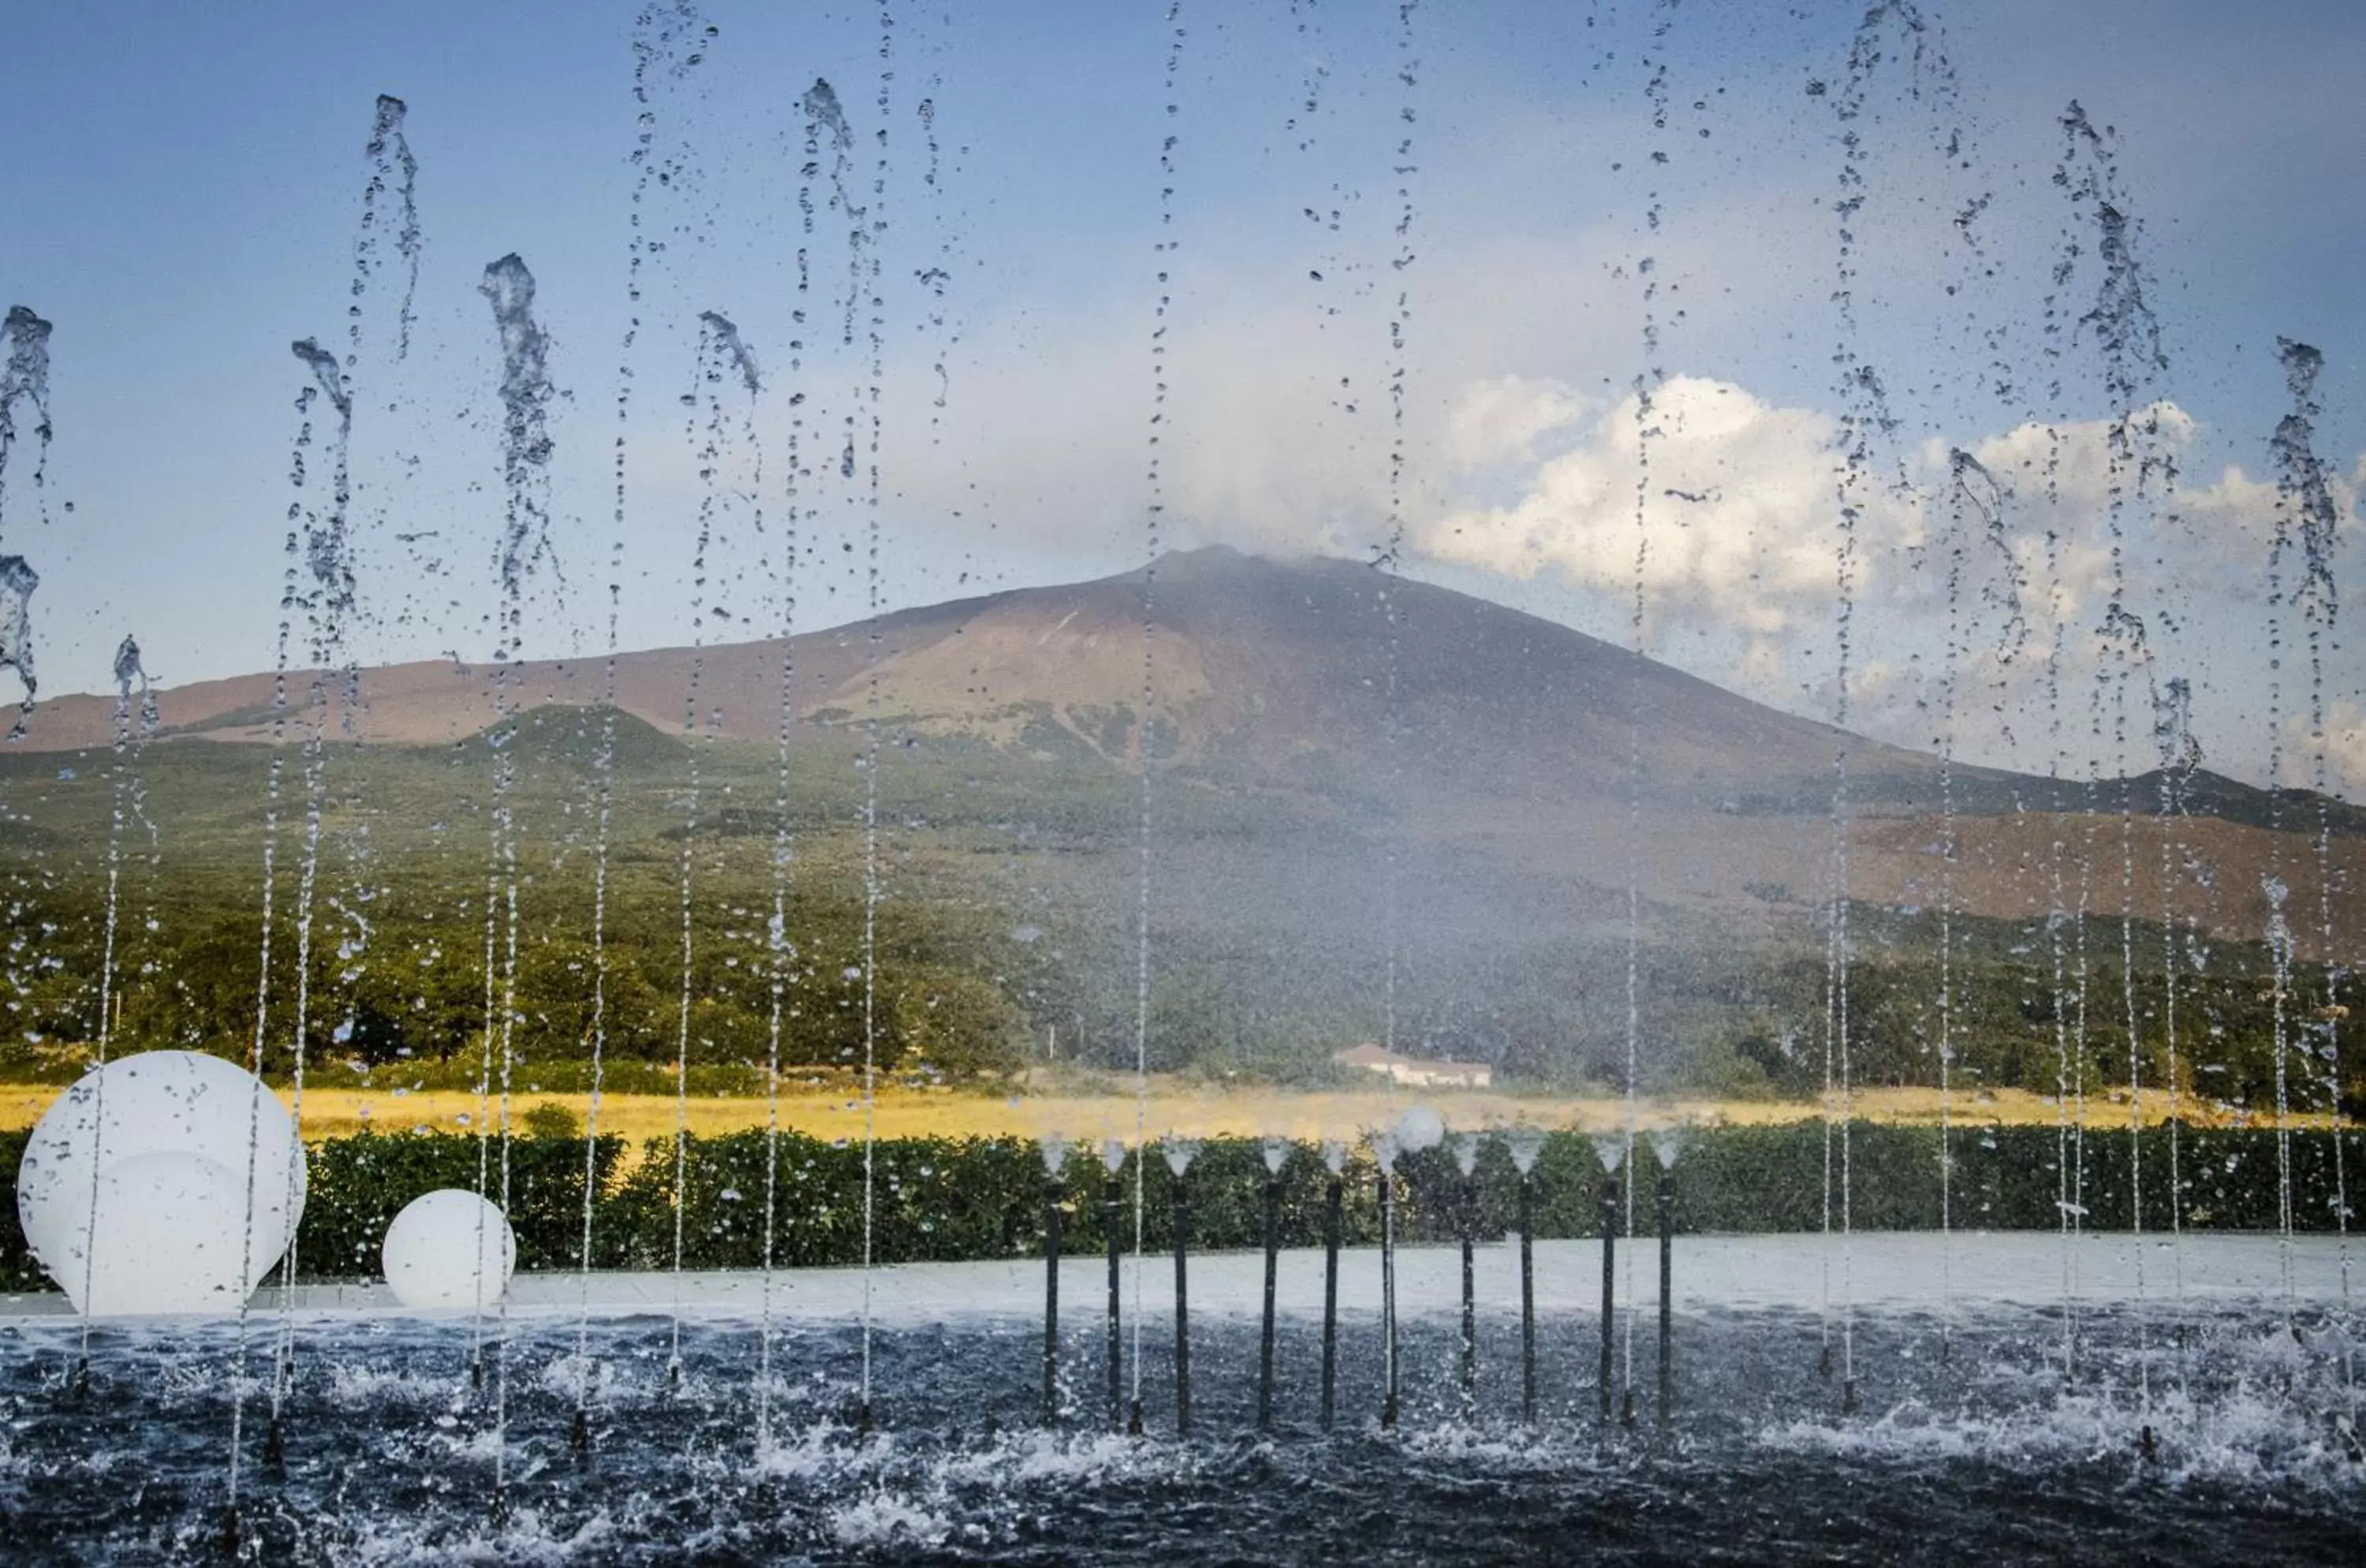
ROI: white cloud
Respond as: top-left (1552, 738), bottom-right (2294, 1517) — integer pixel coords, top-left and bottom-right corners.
top-left (2282, 700), bottom-right (2366, 802)
top-left (1420, 375), bottom-right (1920, 643)
top-left (1417, 375), bottom-right (2366, 793)
top-left (1441, 375), bottom-right (1593, 471)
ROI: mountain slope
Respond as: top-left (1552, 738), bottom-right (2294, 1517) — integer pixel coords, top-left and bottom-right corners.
top-left (17, 547), bottom-right (2356, 952)
top-left (25, 547), bottom-right (1896, 796)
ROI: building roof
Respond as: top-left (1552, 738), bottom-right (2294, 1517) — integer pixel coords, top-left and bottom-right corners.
top-left (1330, 1042), bottom-right (1487, 1074)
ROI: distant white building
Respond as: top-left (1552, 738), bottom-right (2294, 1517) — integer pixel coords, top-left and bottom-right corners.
top-left (1331, 1042), bottom-right (1492, 1089)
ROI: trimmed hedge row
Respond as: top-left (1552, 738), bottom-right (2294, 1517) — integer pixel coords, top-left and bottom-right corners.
top-left (2, 1121), bottom-right (2360, 1291)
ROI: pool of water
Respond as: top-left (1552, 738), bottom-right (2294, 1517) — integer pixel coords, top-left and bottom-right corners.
top-left (5, 1241), bottom-right (2363, 1565)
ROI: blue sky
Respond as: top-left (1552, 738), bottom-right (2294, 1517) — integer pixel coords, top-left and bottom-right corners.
top-left (0, 0), bottom-right (2359, 787)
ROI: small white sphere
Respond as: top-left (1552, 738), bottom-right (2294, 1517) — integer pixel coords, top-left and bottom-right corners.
top-left (17, 1051), bottom-right (306, 1306)
top-left (1393, 1104), bottom-right (1446, 1154)
top-left (382, 1189), bottom-right (516, 1310)
top-left (48, 1152), bottom-right (260, 1315)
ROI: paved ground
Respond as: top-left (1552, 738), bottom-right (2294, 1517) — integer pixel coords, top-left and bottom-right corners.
top-left (2, 1231), bottom-right (2353, 1322)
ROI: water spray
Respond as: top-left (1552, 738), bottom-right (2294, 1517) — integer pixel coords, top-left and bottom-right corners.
top-left (1506, 1128), bottom-right (1546, 1424)
top-left (1652, 1126), bottom-right (1686, 1431)
top-left (1454, 1132), bottom-right (1482, 1421)
top-left (1260, 1137), bottom-right (1287, 1430)
top-left (1102, 1137), bottom-right (1130, 1432)
top-left (1595, 1133), bottom-right (1625, 1423)
top-left (1375, 1129), bottom-right (1401, 1431)
top-left (1321, 1139), bottom-right (1346, 1432)
top-left (1041, 1136), bottom-right (1069, 1426)
top-left (1165, 1137), bottom-right (1199, 1435)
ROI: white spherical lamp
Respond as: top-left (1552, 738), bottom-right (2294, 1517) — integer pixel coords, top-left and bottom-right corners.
top-left (16, 1051), bottom-right (307, 1314)
top-left (47, 1152), bottom-right (262, 1315)
top-left (381, 1189), bottom-right (517, 1310)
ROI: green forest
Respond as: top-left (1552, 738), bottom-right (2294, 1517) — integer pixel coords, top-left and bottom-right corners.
top-left (0, 705), bottom-right (2349, 1114)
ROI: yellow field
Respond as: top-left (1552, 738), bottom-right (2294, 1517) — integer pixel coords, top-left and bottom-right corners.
top-left (0, 1077), bottom-right (2331, 1161)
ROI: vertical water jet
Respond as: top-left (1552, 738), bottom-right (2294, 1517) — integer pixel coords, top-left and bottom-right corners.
top-left (1595, 1135), bottom-right (1621, 1424)
top-left (2271, 337), bottom-right (2352, 1386)
top-left (1376, 1129), bottom-right (1401, 1430)
top-left (353, 95), bottom-right (421, 365)
top-left (265, 335), bottom-right (357, 1476)
top-left (1652, 1127), bottom-right (1683, 1430)
top-left (1454, 1132), bottom-right (1480, 1422)
top-left (1260, 1137), bottom-right (1286, 1431)
top-left (1166, 1137), bottom-right (1197, 1435)
top-left (475, 250), bottom-right (555, 1506)
top-left (1506, 1128), bottom-right (1543, 1425)
top-left (69, 636), bottom-right (156, 1401)
top-left (856, 0), bottom-right (898, 1439)
top-left (1038, 1138), bottom-right (1067, 1427)
top-left (1321, 1140), bottom-right (1345, 1432)
top-left (1103, 1137), bottom-right (1128, 1432)
top-left (0, 305), bottom-right (51, 735)
top-left (226, 314), bottom-right (306, 1526)
top-left (1129, 0), bottom-right (1189, 1445)
top-left (0, 304), bottom-right (54, 539)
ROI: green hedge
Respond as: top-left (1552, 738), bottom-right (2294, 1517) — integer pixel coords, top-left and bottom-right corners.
top-left (1, 1122), bottom-right (2360, 1292)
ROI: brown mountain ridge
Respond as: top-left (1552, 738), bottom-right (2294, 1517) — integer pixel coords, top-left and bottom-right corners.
top-left (19, 547), bottom-right (2357, 952)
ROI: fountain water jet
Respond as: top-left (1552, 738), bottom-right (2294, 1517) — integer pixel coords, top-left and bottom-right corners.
top-left (1101, 1137), bottom-right (1129, 1432)
top-left (1452, 1130), bottom-right (1480, 1421)
top-left (1651, 1126), bottom-right (1685, 1429)
top-left (68, 637), bottom-right (154, 1391)
top-left (1593, 1132), bottom-right (1625, 1422)
top-left (1259, 1136), bottom-right (1286, 1430)
top-left (1165, 1136), bottom-right (1200, 1434)
top-left (2271, 336), bottom-right (2355, 1406)
top-left (1040, 1135), bottom-right (1069, 1425)
top-left (1374, 1126), bottom-right (1402, 1430)
top-left (1320, 1138), bottom-right (1346, 1431)
top-left (1506, 1126), bottom-right (1546, 1424)
top-left (472, 248), bottom-right (555, 1510)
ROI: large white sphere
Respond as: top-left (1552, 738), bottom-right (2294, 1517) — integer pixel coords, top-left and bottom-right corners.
top-left (382, 1189), bottom-right (516, 1310)
top-left (17, 1051), bottom-right (307, 1310)
top-left (47, 1152), bottom-right (265, 1314)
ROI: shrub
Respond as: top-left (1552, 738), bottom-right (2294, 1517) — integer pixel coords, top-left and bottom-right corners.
top-left (0, 1122), bottom-right (2358, 1292)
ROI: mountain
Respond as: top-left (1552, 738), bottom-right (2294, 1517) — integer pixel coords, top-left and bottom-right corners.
top-left (18, 547), bottom-right (2358, 953)
top-left (24, 547), bottom-right (1886, 786)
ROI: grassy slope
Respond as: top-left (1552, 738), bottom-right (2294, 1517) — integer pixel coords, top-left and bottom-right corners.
top-left (0, 700), bottom-right (2345, 1110)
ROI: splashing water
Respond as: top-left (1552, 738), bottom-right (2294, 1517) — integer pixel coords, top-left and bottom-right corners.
top-left (2154, 675), bottom-right (2204, 1346)
top-left (580, 1), bottom-right (712, 1442)
top-left (2057, 98), bottom-right (2183, 1412)
top-left (1619, 0), bottom-right (1681, 1408)
top-left (226, 332), bottom-right (328, 1536)
top-left (667, 310), bottom-right (763, 1382)
top-left (1126, 1), bottom-right (1189, 1429)
top-left (799, 80), bottom-right (860, 349)
top-left (0, 554), bottom-right (38, 733)
top-left (480, 255), bottom-right (556, 617)
top-left (73, 634), bottom-right (158, 1381)
top-left (263, 335), bottom-right (360, 1480)
top-left (474, 249), bottom-right (558, 1503)
top-left (0, 305), bottom-right (50, 733)
top-left (1935, 452), bottom-right (1972, 1348)
top-left (355, 94), bottom-right (422, 364)
top-left (697, 309), bottom-right (761, 397)
top-left (854, 0), bottom-right (897, 1428)
top-left (2265, 874), bottom-right (2298, 1327)
top-left (0, 304), bottom-right (54, 529)
top-left (2271, 338), bottom-right (2351, 1391)
top-left (913, 86), bottom-right (953, 435)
